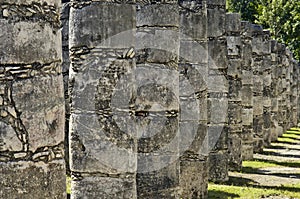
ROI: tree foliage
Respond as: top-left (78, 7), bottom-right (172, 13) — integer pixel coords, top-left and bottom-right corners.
top-left (227, 0), bottom-right (300, 60)
top-left (226, 0), bottom-right (259, 23)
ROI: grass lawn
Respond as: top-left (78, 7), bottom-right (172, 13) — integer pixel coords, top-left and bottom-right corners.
top-left (208, 183), bottom-right (300, 199)
top-left (208, 127), bottom-right (300, 198)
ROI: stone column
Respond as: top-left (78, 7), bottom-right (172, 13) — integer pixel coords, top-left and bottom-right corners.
top-left (298, 62), bottom-right (300, 126)
top-left (226, 13), bottom-right (243, 171)
top-left (69, 1), bottom-right (137, 198)
top-left (278, 43), bottom-right (288, 135)
top-left (0, 0), bottom-right (66, 198)
top-left (179, 0), bottom-right (208, 197)
top-left (270, 40), bottom-right (280, 141)
top-left (207, 0), bottom-right (229, 182)
top-left (284, 49), bottom-right (292, 130)
top-left (251, 24), bottom-right (264, 153)
top-left (291, 59), bottom-right (299, 127)
top-left (135, 2), bottom-right (180, 198)
top-left (262, 30), bottom-right (272, 146)
top-left (240, 21), bottom-right (254, 160)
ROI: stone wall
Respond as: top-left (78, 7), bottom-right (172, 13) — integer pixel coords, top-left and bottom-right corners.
top-left (0, 0), bottom-right (299, 198)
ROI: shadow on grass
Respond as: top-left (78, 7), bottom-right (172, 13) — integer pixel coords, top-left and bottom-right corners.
top-left (260, 150), bottom-right (300, 159)
top-left (214, 176), bottom-right (300, 193)
top-left (265, 145), bottom-right (286, 150)
top-left (208, 190), bottom-right (240, 199)
top-left (253, 158), bottom-right (300, 168)
top-left (265, 145), bottom-right (300, 151)
top-left (214, 176), bottom-right (258, 186)
top-left (273, 140), bottom-right (299, 145)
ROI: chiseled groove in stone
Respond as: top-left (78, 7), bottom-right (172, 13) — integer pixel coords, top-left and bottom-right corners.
top-left (0, 2), bottom-right (60, 29)
top-left (136, 24), bottom-right (179, 29)
top-left (70, 0), bottom-right (134, 9)
top-left (0, 61), bottom-right (61, 81)
top-left (0, 141), bottom-right (64, 163)
top-left (70, 0), bottom-right (179, 9)
top-left (71, 171), bottom-right (136, 179)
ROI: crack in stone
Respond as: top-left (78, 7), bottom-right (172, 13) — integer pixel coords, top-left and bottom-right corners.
top-left (0, 82), bottom-right (29, 153)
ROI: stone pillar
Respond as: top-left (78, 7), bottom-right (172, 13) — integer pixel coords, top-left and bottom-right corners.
top-left (69, 1), bottom-right (137, 198)
top-left (298, 62), bottom-right (300, 125)
top-left (270, 40), bottom-right (280, 141)
top-left (278, 43), bottom-right (288, 135)
top-left (207, 0), bottom-right (229, 182)
top-left (226, 13), bottom-right (242, 171)
top-left (262, 30), bottom-right (272, 146)
top-left (179, 0), bottom-right (208, 197)
top-left (135, 2), bottom-right (180, 198)
top-left (251, 24), bottom-right (264, 153)
top-left (240, 21), bottom-right (254, 160)
top-left (0, 0), bottom-right (66, 198)
top-left (284, 49), bottom-right (292, 130)
top-left (291, 59), bottom-right (299, 127)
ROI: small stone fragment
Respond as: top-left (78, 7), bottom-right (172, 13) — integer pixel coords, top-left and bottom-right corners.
top-left (3, 9), bottom-right (9, 17)
top-left (14, 152), bottom-right (27, 159)
top-left (1, 110), bottom-right (8, 117)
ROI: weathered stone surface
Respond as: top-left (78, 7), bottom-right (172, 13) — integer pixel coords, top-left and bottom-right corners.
top-left (0, 160), bottom-right (66, 198)
top-left (226, 13), bottom-right (241, 33)
top-left (208, 125), bottom-right (228, 151)
top-left (69, 3), bottom-right (135, 48)
top-left (12, 76), bottom-right (65, 152)
top-left (241, 144), bottom-right (253, 160)
top-left (179, 159), bottom-right (208, 198)
top-left (242, 108), bottom-right (253, 126)
top-left (208, 150), bottom-right (229, 182)
top-left (0, 0), bottom-right (65, 197)
top-left (137, 4), bottom-right (179, 27)
top-left (180, 41), bottom-right (208, 64)
top-left (137, 161), bottom-right (179, 198)
top-left (137, 28), bottom-right (179, 64)
top-left (227, 36), bottom-right (241, 56)
top-left (228, 133), bottom-right (242, 171)
top-left (0, 21), bottom-right (61, 64)
top-left (208, 97), bottom-right (228, 124)
top-left (207, 0), bottom-right (226, 38)
top-left (71, 174), bottom-right (137, 199)
top-left (208, 39), bottom-right (228, 69)
top-left (228, 59), bottom-right (242, 78)
top-left (180, 11), bottom-right (206, 40)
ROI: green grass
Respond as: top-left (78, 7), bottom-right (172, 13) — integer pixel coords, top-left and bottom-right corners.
top-left (242, 160), bottom-right (280, 169)
top-left (286, 130), bottom-right (300, 135)
top-left (282, 133), bottom-right (300, 139)
top-left (67, 175), bottom-right (71, 195)
top-left (277, 137), bottom-right (299, 143)
top-left (209, 133), bottom-right (300, 199)
top-left (289, 127), bottom-right (300, 131)
top-left (208, 183), bottom-right (300, 199)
